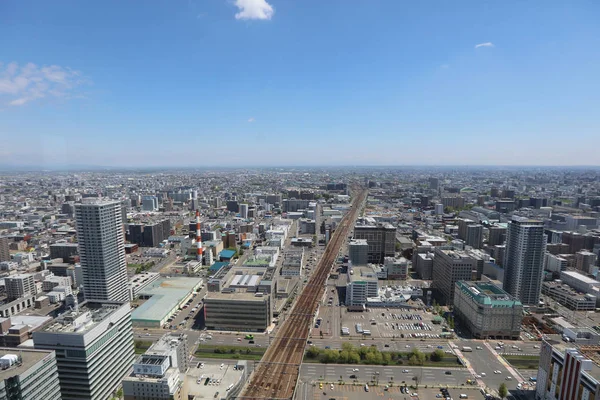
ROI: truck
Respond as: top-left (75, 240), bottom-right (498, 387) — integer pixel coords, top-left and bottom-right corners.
top-left (461, 346), bottom-right (473, 352)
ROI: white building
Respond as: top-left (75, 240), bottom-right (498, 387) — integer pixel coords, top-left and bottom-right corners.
top-left (4, 273), bottom-right (36, 301)
top-left (544, 253), bottom-right (568, 274)
top-left (345, 266), bottom-right (379, 306)
top-left (559, 270), bottom-right (600, 304)
top-left (75, 201), bottom-right (129, 302)
top-left (0, 348), bottom-right (62, 400)
top-left (33, 301), bottom-right (135, 400)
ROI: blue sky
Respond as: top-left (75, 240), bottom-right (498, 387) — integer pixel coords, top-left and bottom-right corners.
top-left (1, 0), bottom-right (599, 167)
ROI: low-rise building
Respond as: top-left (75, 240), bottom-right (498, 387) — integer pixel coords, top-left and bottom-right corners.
top-left (541, 281), bottom-right (597, 311)
top-left (384, 257), bottom-right (408, 280)
top-left (128, 272), bottom-right (161, 301)
top-left (204, 292), bottom-right (272, 332)
top-left (0, 348), bottom-right (62, 400)
top-left (453, 281), bottom-right (523, 340)
top-left (345, 266), bottom-right (378, 306)
top-left (348, 239), bottom-right (369, 265)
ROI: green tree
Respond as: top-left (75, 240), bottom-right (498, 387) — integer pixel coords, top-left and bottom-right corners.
top-left (430, 349), bottom-right (445, 362)
top-left (408, 348), bottom-right (425, 366)
top-left (498, 382), bottom-right (508, 399)
top-left (320, 349), bottom-right (340, 364)
top-left (306, 346), bottom-right (321, 359)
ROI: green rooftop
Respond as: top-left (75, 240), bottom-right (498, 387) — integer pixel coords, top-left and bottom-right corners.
top-left (456, 281), bottom-right (522, 308)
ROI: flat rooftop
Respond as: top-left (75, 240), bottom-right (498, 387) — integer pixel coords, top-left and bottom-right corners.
top-left (186, 360), bottom-right (246, 399)
top-left (132, 276), bottom-right (203, 324)
top-left (205, 292), bottom-right (268, 301)
top-left (561, 270), bottom-right (599, 285)
top-left (42, 302), bottom-right (122, 334)
top-left (0, 348), bottom-right (54, 380)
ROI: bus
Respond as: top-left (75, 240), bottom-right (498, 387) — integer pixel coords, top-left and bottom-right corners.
top-left (462, 346), bottom-right (473, 352)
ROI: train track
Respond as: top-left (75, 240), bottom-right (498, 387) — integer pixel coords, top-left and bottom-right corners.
top-left (239, 187), bottom-right (368, 400)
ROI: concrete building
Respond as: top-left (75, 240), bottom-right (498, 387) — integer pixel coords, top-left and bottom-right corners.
top-left (4, 274), bottom-right (36, 301)
top-left (204, 292), bottom-right (272, 332)
top-left (545, 253), bottom-right (568, 274)
top-left (504, 217), bottom-right (546, 305)
top-left (0, 348), bottom-right (62, 400)
top-left (536, 339), bottom-right (600, 400)
top-left (75, 200), bottom-right (129, 302)
top-left (465, 224), bottom-right (483, 249)
top-left (441, 196), bottom-right (465, 210)
top-left (282, 199), bottom-right (310, 213)
top-left (127, 219), bottom-right (171, 248)
top-left (541, 281), bottom-right (597, 311)
top-left (488, 224), bottom-right (507, 246)
top-left (575, 250), bottom-right (598, 274)
top-left (33, 301), bottom-right (135, 400)
top-left (298, 218), bottom-right (316, 235)
top-left (280, 250), bottom-right (304, 276)
top-left (141, 196), bottom-right (159, 212)
top-left (453, 281), bottom-right (523, 340)
top-left (559, 270), bottom-right (600, 304)
top-left (384, 257), bottom-right (409, 280)
top-left (429, 177), bottom-right (439, 190)
top-left (413, 251), bottom-right (434, 280)
top-left (122, 333), bottom-right (189, 400)
top-left (431, 248), bottom-right (477, 305)
top-left (0, 237), bottom-right (10, 262)
top-left (49, 242), bottom-right (79, 262)
top-left (345, 266), bottom-right (379, 306)
top-left (353, 221), bottom-right (396, 264)
top-left (348, 239), bottom-right (369, 265)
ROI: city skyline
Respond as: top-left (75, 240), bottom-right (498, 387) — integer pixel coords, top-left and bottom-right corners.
top-left (2, 0), bottom-right (600, 167)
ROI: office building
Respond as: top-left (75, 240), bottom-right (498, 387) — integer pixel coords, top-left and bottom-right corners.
top-left (0, 237), bottom-right (9, 262)
top-left (544, 253), bottom-right (568, 274)
top-left (239, 203), bottom-right (249, 219)
top-left (33, 301), bottom-right (135, 400)
top-left (504, 217), bottom-right (546, 305)
top-left (441, 196), bottom-right (465, 210)
top-left (453, 281), bottom-right (523, 340)
top-left (488, 225), bottom-right (507, 246)
top-left (384, 257), bottom-right (409, 280)
top-left (0, 348), bottom-right (62, 400)
top-left (204, 293), bottom-right (272, 332)
top-left (431, 248), bottom-right (476, 305)
top-left (298, 218), bottom-right (316, 235)
top-left (465, 224), bottom-right (483, 249)
top-left (575, 250), bottom-right (598, 274)
top-left (353, 221), bottom-right (396, 264)
top-left (495, 199), bottom-right (516, 213)
top-left (435, 203), bottom-right (444, 215)
top-left (559, 271), bottom-right (600, 303)
top-left (75, 200), bottom-right (129, 302)
top-left (536, 339), bottom-right (600, 400)
top-left (122, 333), bottom-right (188, 400)
top-left (413, 251), bottom-right (434, 280)
top-left (4, 274), bottom-right (36, 301)
top-left (282, 199), bottom-right (310, 213)
top-left (141, 196), bottom-right (159, 212)
top-left (428, 177), bottom-right (439, 190)
top-left (49, 242), bottom-right (79, 262)
top-left (127, 219), bottom-right (171, 248)
top-left (348, 239), bottom-right (369, 265)
top-left (346, 266), bottom-right (379, 306)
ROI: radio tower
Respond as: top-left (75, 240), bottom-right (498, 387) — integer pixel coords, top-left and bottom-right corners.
top-left (195, 209), bottom-right (203, 263)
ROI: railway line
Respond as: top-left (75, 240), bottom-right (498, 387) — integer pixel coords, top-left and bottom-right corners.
top-left (239, 187), bottom-right (368, 400)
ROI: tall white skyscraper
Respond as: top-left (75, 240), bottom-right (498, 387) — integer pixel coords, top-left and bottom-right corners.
top-left (75, 200), bottom-right (129, 302)
top-left (504, 216), bottom-right (546, 305)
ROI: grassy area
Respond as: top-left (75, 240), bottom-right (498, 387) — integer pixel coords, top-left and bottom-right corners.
top-left (195, 344), bottom-right (266, 361)
top-left (503, 355), bottom-right (540, 370)
top-left (127, 261), bottom-right (156, 274)
top-left (134, 340), bottom-right (153, 354)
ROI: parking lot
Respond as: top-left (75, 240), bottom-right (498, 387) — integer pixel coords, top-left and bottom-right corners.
top-left (307, 384), bottom-right (484, 400)
top-left (338, 308), bottom-right (446, 339)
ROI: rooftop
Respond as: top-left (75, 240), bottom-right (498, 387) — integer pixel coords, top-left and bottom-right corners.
top-left (561, 270), bottom-right (600, 285)
top-left (42, 301), bottom-right (123, 334)
top-left (456, 281), bottom-right (522, 307)
top-left (0, 348), bottom-right (54, 380)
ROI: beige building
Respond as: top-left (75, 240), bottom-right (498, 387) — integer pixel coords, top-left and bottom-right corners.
top-left (204, 292), bottom-right (272, 332)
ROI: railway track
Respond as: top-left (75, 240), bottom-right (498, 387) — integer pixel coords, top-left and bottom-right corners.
top-left (239, 187), bottom-right (368, 400)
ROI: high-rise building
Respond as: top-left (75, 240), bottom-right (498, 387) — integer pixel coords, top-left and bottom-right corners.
top-left (0, 348), bottom-right (62, 400)
top-left (575, 250), bottom-right (598, 274)
top-left (353, 221), bottom-right (396, 264)
top-left (428, 177), bottom-right (439, 190)
top-left (141, 196), bottom-right (159, 212)
top-left (75, 200), bottom-right (129, 302)
top-left (33, 301), bottom-right (135, 400)
top-left (431, 248), bottom-right (477, 305)
top-left (4, 274), bottom-right (36, 301)
top-left (536, 339), bottom-right (600, 400)
top-left (240, 203), bottom-right (249, 219)
top-left (504, 217), bottom-right (546, 305)
top-left (348, 239), bottom-right (368, 265)
top-left (0, 237), bottom-right (9, 262)
top-left (465, 224), bottom-right (483, 249)
top-left (488, 224), bottom-right (507, 246)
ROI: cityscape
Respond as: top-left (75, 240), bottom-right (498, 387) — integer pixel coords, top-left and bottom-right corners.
top-left (2, 1), bottom-right (600, 400)
top-left (0, 167), bottom-right (599, 400)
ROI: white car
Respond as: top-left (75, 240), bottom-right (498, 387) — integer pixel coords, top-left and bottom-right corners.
top-left (494, 370), bottom-right (502, 374)
top-left (352, 368), bottom-right (359, 372)
top-left (480, 372), bottom-right (486, 377)
top-left (402, 369), bottom-right (409, 373)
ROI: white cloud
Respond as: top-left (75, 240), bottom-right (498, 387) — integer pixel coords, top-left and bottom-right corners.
top-left (248, 117), bottom-right (255, 122)
top-left (474, 42), bottom-right (494, 49)
top-left (234, 0), bottom-right (274, 20)
top-left (0, 61), bottom-right (89, 106)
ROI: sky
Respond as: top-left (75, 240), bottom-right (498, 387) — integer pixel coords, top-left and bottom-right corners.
top-left (1, 0), bottom-right (600, 168)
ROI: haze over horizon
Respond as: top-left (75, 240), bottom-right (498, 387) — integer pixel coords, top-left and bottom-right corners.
top-left (2, 0), bottom-right (600, 167)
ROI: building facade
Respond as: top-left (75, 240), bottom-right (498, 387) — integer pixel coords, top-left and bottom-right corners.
top-left (4, 274), bottom-right (36, 301)
top-left (204, 293), bottom-right (272, 332)
top-left (453, 281), bottom-right (523, 340)
top-left (345, 266), bottom-right (379, 306)
top-left (431, 248), bottom-right (476, 305)
top-left (348, 239), bottom-right (369, 265)
top-left (536, 339), bottom-right (600, 400)
top-left (75, 200), bottom-right (129, 302)
top-left (0, 237), bottom-right (9, 262)
top-left (33, 301), bottom-right (135, 400)
top-left (504, 217), bottom-right (546, 305)
top-left (353, 223), bottom-right (396, 264)
top-left (0, 348), bottom-right (62, 400)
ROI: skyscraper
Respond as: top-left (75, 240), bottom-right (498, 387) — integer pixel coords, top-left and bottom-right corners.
top-left (503, 216), bottom-right (546, 305)
top-left (75, 200), bottom-right (129, 302)
top-left (0, 348), bottom-right (62, 400)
